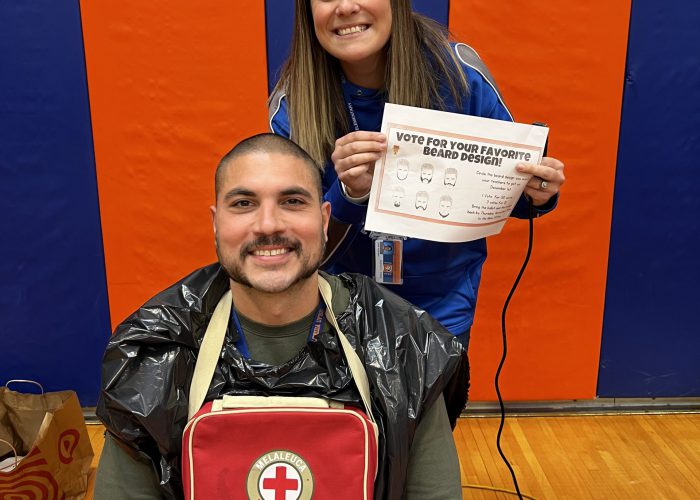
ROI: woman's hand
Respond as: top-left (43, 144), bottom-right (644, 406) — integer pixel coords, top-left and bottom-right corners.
top-left (331, 131), bottom-right (387, 198)
top-left (516, 156), bottom-right (566, 206)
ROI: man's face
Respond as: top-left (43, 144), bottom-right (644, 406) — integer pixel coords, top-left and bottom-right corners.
top-left (444, 171), bottom-right (457, 186)
top-left (415, 192), bottom-right (428, 210)
top-left (439, 197), bottom-right (452, 218)
top-left (211, 152), bottom-right (330, 294)
top-left (396, 160), bottom-right (409, 180)
top-left (420, 164), bottom-right (433, 183)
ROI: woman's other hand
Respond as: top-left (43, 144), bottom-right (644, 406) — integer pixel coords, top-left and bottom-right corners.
top-left (516, 156), bottom-right (566, 206)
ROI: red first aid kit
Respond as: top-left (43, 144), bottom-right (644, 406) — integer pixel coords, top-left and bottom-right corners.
top-left (182, 277), bottom-right (379, 499)
top-left (182, 396), bottom-right (377, 499)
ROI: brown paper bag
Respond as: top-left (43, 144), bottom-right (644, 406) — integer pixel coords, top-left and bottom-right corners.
top-left (0, 382), bottom-right (93, 499)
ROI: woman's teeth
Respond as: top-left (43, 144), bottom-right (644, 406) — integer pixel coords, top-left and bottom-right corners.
top-left (337, 25), bottom-right (368, 36)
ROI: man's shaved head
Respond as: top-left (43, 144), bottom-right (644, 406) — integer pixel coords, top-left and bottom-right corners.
top-left (215, 133), bottom-right (323, 201)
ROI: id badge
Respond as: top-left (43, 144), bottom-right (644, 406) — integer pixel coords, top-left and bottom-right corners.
top-left (373, 237), bottom-right (404, 285)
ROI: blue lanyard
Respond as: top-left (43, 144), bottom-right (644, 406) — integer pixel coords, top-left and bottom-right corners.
top-left (340, 74), bottom-right (360, 132)
top-left (231, 300), bottom-right (327, 360)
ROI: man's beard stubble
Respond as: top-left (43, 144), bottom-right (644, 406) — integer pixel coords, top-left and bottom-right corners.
top-left (215, 233), bottom-right (326, 294)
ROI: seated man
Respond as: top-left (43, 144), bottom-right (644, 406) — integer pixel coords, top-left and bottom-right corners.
top-left (95, 133), bottom-right (467, 499)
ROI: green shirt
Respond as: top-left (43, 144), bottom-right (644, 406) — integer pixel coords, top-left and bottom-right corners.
top-left (236, 273), bottom-right (349, 365)
top-left (95, 276), bottom-right (460, 498)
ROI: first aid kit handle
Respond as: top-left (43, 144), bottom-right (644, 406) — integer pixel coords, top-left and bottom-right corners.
top-left (317, 276), bottom-right (376, 425)
top-left (188, 290), bottom-right (232, 420)
top-left (189, 277), bottom-right (375, 423)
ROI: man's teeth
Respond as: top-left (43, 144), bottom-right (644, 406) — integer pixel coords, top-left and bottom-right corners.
top-left (337, 25), bottom-right (368, 36)
top-left (253, 248), bottom-right (289, 257)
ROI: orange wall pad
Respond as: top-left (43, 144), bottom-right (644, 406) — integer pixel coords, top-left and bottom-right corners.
top-left (80, 1), bottom-right (269, 328)
top-left (450, 1), bottom-right (631, 399)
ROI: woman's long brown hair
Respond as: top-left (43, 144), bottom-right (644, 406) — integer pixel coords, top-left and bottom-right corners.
top-left (270, 0), bottom-right (468, 168)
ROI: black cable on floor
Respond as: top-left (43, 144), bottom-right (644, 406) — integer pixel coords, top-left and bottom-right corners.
top-left (494, 200), bottom-right (535, 500)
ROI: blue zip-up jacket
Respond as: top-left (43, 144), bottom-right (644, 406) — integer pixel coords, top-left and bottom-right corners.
top-left (269, 43), bottom-right (557, 335)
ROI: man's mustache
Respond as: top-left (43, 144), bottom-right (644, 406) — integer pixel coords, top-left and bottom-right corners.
top-left (240, 235), bottom-right (301, 258)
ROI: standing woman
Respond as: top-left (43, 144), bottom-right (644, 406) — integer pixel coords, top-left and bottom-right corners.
top-left (270, 0), bottom-right (565, 351)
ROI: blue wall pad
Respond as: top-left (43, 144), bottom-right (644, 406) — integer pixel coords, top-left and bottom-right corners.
top-left (0, 1), bottom-right (111, 405)
top-left (265, 0), bottom-right (449, 93)
top-left (598, 1), bottom-right (700, 397)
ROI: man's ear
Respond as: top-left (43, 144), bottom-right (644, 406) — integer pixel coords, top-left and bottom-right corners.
top-left (321, 201), bottom-right (331, 241)
top-left (210, 205), bottom-right (217, 235)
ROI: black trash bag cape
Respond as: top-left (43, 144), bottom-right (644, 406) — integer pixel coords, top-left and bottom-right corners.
top-left (97, 264), bottom-right (468, 499)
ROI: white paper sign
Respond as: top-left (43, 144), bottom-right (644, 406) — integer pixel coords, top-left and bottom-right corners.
top-left (365, 103), bottom-right (549, 243)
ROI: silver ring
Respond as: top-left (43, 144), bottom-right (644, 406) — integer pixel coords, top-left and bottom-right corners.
top-left (539, 179), bottom-right (548, 190)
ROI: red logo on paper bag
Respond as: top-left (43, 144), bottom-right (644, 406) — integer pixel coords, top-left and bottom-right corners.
top-left (57, 429), bottom-right (79, 465)
top-left (0, 448), bottom-right (62, 499)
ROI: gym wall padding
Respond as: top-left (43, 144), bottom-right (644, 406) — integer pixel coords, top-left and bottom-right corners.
top-left (79, 1), bottom-right (269, 328)
top-left (0, 1), bottom-right (110, 405)
top-left (449, 1), bottom-right (632, 400)
top-left (3, 1), bottom-right (699, 404)
top-left (598, 1), bottom-right (700, 397)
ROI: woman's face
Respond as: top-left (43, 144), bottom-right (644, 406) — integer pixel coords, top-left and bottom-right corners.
top-left (310, 0), bottom-right (392, 68)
